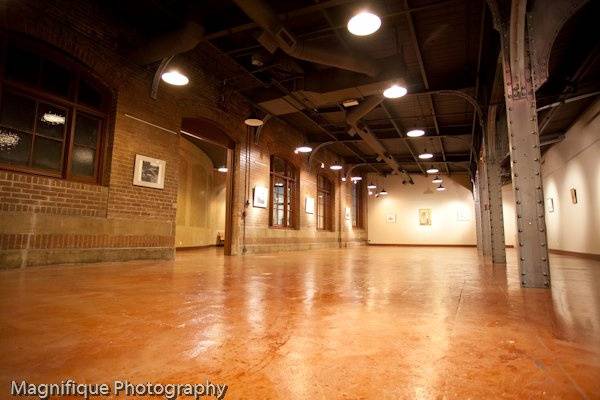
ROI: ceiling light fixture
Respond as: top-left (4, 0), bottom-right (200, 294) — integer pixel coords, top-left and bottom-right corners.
top-left (436, 184), bottom-right (446, 192)
top-left (432, 175), bottom-right (443, 184)
top-left (342, 99), bottom-right (359, 107)
top-left (367, 182), bottom-right (377, 189)
top-left (406, 129), bottom-right (425, 137)
top-left (330, 164), bottom-right (343, 170)
top-left (244, 114), bottom-right (264, 127)
top-left (161, 70), bottom-right (189, 86)
top-left (217, 166), bottom-right (228, 173)
top-left (426, 167), bottom-right (439, 174)
top-left (379, 188), bottom-right (388, 195)
top-left (419, 148), bottom-right (433, 159)
top-left (383, 84), bottom-right (408, 99)
top-left (350, 176), bottom-right (363, 181)
top-left (347, 11), bottom-right (381, 36)
top-left (294, 145), bottom-right (312, 153)
top-left (341, 177), bottom-right (347, 182)
top-left (41, 112), bottom-right (65, 125)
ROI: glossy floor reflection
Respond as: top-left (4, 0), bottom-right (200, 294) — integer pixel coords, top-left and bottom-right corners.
top-left (1, 247), bottom-right (599, 399)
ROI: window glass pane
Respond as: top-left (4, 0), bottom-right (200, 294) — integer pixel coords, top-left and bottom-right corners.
top-left (286, 184), bottom-right (293, 227)
top-left (31, 136), bottom-right (62, 171)
top-left (271, 157), bottom-right (285, 175)
top-left (74, 113), bottom-right (100, 147)
top-left (5, 44), bottom-right (40, 84)
top-left (0, 130), bottom-right (31, 165)
top-left (0, 92), bottom-right (36, 133)
top-left (40, 59), bottom-right (72, 98)
top-left (78, 79), bottom-right (103, 109)
top-left (71, 145), bottom-right (96, 176)
top-left (37, 103), bottom-right (67, 139)
top-left (273, 178), bottom-right (285, 226)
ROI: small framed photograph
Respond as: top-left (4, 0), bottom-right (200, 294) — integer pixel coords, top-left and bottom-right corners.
top-left (305, 196), bottom-right (315, 214)
top-left (133, 154), bottom-right (166, 189)
top-left (419, 208), bottom-right (432, 226)
top-left (253, 186), bottom-right (268, 208)
top-left (546, 197), bottom-right (554, 213)
top-left (570, 188), bottom-right (577, 204)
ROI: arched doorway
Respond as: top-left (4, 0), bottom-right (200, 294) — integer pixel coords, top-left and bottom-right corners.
top-left (178, 117), bottom-right (236, 256)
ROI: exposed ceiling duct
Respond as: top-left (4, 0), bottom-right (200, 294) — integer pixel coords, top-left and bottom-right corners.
top-left (346, 96), bottom-right (401, 175)
top-left (131, 21), bottom-right (205, 64)
top-left (232, 0), bottom-right (381, 77)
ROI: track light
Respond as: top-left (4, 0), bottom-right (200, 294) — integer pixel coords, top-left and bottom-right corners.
top-left (347, 11), bottom-right (381, 36)
top-left (161, 70), bottom-right (189, 86)
top-left (432, 175), bottom-right (443, 184)
top-left (406, 129), bottom-right (425, 137)
top-left (383, 84), bottom-right (407, 99)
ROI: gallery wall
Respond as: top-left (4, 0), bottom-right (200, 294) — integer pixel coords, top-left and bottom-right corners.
top-left (502, 99), bottom-right (600, 255)
top-left (367, 174), bottom-right (477, 245)
top-left (175, 138), bottom-right (226, 248)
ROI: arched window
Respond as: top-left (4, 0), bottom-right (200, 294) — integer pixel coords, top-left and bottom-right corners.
top-left (270, 155), bottom-right (298, 228)
top-left (0, 35), bottom-right (111, 183)
top-left (317, 174), bottom-right (333, 231)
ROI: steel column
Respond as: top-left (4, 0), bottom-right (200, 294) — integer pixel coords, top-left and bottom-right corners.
top-left (473, 174), bottom-right (484, 256)
top-left (496, 0), bottom-right (550, 288)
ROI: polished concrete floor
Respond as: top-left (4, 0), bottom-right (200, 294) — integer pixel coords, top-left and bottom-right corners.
top-left (1, 246), bottom-right (599, 399)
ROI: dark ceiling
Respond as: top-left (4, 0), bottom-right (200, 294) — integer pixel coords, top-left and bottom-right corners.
top-left (102, 0), bottom-right (599, 176)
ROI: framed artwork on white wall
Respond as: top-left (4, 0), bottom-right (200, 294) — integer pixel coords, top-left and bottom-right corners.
top-left (546, 197), bottom-right (555, 212)
top-left (305, 196), bottom-right (315, 214)
top-left (253, 186), bottom-right (268, 208)
top-left (133, 154), bottom-right (166, 189)
top-left (419, 208), bottom-right (432, 226)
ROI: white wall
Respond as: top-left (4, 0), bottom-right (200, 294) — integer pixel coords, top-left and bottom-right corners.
top-left (367, 174), bottom-right (477, 245)
top-left (502, 99), bottom-right (600, 255)
top-left (502, 184), bottom-right (516, 247)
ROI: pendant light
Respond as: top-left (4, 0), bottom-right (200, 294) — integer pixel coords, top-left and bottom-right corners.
top-left (426, 167), bottom-right (439, 174)
top-left (383, 84), bottom-right (408, 99)
top-left (294, 145), bottom-right (312, 153)
top-left (347, 11), bottom-right (382, 36)
top-left (379, 188), bottom-right (388, 195)
top-left (436, 184), bottom-right (446, 191)
top-left (367, 182), bottom-right (377, 189)
top-left (330, 163), bottom-right (343, 170)
top-left (406, 129), bottom-right (425, 137)
top-left (432, 175), bottom-right (443, 184)
top-left (161, 70), bottom-right (189, 86)
top-left (419, 149), bottom-right (433, 159)
top-left (244, 112), bottom-right (264, 127)
top-left (217, 166), bottom-right (228, 173)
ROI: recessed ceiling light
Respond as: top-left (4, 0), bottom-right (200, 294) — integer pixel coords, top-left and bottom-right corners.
top-left (426, 168), bottom-right (439, 174)
top-left (347, 11), bottom-right (381, 36)
top-left (383, 84), bottom-right (408, 99)
top-left (418, 152), bottom-right (433, 159)
top-left (295, 145), bottom-right (312, 153)
top-left (432, 176), bottom-right (443, 184)
top-left (217, 166), bottom-right (228, 173)
top-left (330, 164), bottom-right (343, 170)
top-left (406, 129), bottom-right (425, 137)
top-left (161, 70), bottom-right (189, 86)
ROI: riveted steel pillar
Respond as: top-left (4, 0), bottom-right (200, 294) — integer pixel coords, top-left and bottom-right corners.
top-left (497, 0), bottom-right (550, 288)
top-left (473, 174), bottom-right (484, 256)
top-left (477, 161), bottom-right (492, 258)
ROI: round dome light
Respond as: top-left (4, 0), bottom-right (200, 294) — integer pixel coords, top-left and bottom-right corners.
top-left (347, 11), bottom-right (381, 36)
top-left (406, 129), bottom-right (425, 137)
top-left (161, 70), bottom-right (189, 86)
top-left (383, 84), bottom-right (408, 99)
top-left (426, 168), bottom-right (439, 174)
top-left (330, 164), bottom-right (343, 170)
top-left (295, 145), bottom-right (312, 153)
top-left (418, 152), bottom-right (433, 159)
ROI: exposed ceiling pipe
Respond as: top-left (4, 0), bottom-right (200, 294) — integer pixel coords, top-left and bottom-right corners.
top-left (131, 21), bottom-right (205, 64)
top-left (232, 0), bottom-right (381, 77)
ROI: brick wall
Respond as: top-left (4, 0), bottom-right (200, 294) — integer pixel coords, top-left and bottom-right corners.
top-left (0, 0), bottom-right (367, 267)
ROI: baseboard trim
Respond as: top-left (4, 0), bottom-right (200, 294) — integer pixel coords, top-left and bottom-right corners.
top-left (368, 243), bottom-right (477, 248)
top-left (549, 249), bottom-right (600, 261)
top-left (176, 245), bottom-right (218, 251)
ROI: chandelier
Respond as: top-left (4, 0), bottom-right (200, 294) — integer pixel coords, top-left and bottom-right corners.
top-left (0, 128), bottom-right (20, 151)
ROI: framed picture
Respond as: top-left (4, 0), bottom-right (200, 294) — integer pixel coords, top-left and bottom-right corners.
top-left (133, 154), bottom-right (166, 189)
top-left (546, 197), bottom-right (554, 213)
top-left (345, 206), bottom-right (351, 221)
top-left (419, 208), bottom-right (432, 226)
top-left (253, 186), bottom-right (268, 208)
top-left (305, 196), bottom-right (315, 214)
top-left (570, 188), bottom-right (577, 204)
top-left (386, 213), bottom-right (396, 223)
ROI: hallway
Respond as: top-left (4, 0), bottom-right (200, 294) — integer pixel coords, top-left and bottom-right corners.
top-left (1, 247), bottom-right (599, 399)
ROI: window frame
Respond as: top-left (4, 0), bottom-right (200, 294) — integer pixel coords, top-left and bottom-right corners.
top-left (0, 35), bottom-right (110, 184)
top-left (317, 174), bottom-right (334, 231)
top-left (351, 180), bottom-right (364, 228)
top-left (269, 155), bottom-right (298, 229)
